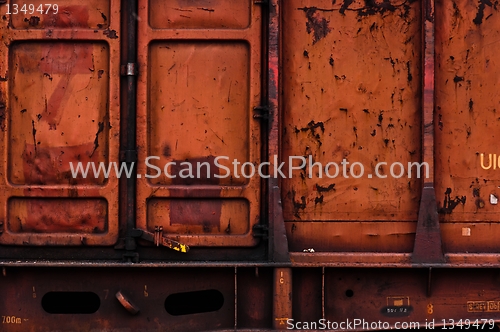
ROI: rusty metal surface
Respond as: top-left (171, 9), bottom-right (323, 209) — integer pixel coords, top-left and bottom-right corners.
top-left (435, 0), bottom-right (500, 252)
top-left (285, 221), bottom-right (416, 252)
top-left (281, 0), bottom-right (423, 252)
top-left (2, 267), bottom-right (500, 331)
top-left (0, 0), bottom-right (121, 246)
top-left (135, 1), bottom-right (263, 248)
top-left (317, 268), bottom-right (500, 329)
top-left (273, 267), bottom-right (292, 329)
top-left (9, 0), bottom-right (110, 29)
top-left (0, 267), bottom-right (274, 331)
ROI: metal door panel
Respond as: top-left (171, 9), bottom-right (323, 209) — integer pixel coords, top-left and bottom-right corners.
top-left (435, 0), bottom-right (500, 222)
top-left (281, 0), bottom-right (422, 223)
top-left (136, 0), bottom-right (262, 247)
top-left (0, 0), bottom-right (120, 246)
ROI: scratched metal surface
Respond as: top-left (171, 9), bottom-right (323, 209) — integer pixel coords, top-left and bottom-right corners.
top-left (434, 0), bottom-right (500, 252)
top-left (9, 0), bottom-right (110, 29)
top-left (0, 0), bottom-right (121, 246)
top-left (281, 0), bottom-right (422, 251)
top-left (135, 1), bottom-right (263, 247)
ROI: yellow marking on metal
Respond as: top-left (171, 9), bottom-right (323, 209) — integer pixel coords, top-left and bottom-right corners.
top-left (387, 296), bottom-right (410, 307)
top-left (394, 299), bottom-right (404, 306)
top-left (179, 244), bottom-right (189, 253)
top-left (2, 316), bottom-right (23, 324)
top-left (468, 301), bottom-right (500, 312)
top-left (275, 318), bottom-right (289, 325)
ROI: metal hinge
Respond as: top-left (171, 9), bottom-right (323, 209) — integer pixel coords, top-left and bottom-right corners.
top-left (131, 227), bottom-right (190, 253)
top-left (252, 224), bottom-right (269, 240)
top-left (253, 105), bottom-right (270, 120)
top-left (120, 63), bottom-right (138, 76)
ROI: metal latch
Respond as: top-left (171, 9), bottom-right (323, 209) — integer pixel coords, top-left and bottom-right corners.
top-left (253, 105), bottom-right (270, 120)
top-left (120, 63), bottom-right (138, 76)
top-left (131, 227), bottom-right (189, 253)
top-left (252, 224), bottom-right (268, 240)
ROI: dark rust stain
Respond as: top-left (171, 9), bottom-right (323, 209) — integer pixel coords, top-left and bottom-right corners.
top-left (299, 7), bottom-right (332, 44)
top-left (314, 195), bottom-right (324, 205)
top-left (339, 0), bottom-right (355, 14)
top-left (22, 143), bottom-right (100, 185)
top-left (439, 188), bottom-right (466, 214)
top-left (90, 121), bottom-right (105, 157)
top-left (169, 200), bottom-right (222, 229)
top-left (97, 69), bottom-right (104, 79)
top-left (453, 75), bottom-right (464, 83)
top-left (0, 104), bottom-right (5, 132)
top-left (438, 114), bottom-right (443, 131)
top-left (170, 156), bottom-right (220, 186)
top-left (469, 98), bottom-right (474, 112)
top-left (476, 198), bottom-right (485, 208)
top-left (103, 29), bottom-right (118, 39)
top-left (24, 16), bottom-right (40, 26)
top-left (18, 198), bottom-right (106, 233)
top-left (316, 183), bottom-right (336, 193)
top-left (473, 0), bottom-right (495, 25)
top-left (162, 144), bottom-right (171, 157)
top-left (31, 120), bottom-right (37, 154)
top-left (294, 120), bottom-right (326, 146)
top-left (473, 188), bottom-right (480, 197)
top-left (197, 7), bottom-right (215, 12)
top-left (407, 61), bottom-right (412, 82)
top-left (289, 190), bottom-right (306, 219)
top-left (169, 156), bottom-right (222, 230)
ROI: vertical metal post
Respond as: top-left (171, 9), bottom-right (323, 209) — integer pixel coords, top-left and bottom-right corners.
top-left (412, 0), bottom-right (445, 264)
top-left (120, 0), bottom-right (139, 262)
top-left (267, 0), bottom-right (290, 263)
top-left (273, 267), bottom-right (292, 329)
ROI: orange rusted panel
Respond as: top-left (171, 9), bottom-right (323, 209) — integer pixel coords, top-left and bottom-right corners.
top-left (0, 0), bottom-right (121, 246)
top-left (149, 0), bottom-right (251, 29)
top-left (281, 0), bottom-right (422, 251)
top-left (434, 0), bottom-right (500, 253)
top-left (136, 1), bottom-right (262, 247)
top-left (9, 0), bottom-right (110, 29)
top-left (435, 0), bottom-right (500, 222)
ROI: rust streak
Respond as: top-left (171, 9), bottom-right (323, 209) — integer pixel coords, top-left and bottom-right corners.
top-left (31, 120), bottom-right (37, 154)
top-left (90, 122), bottom-right (105, 157)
